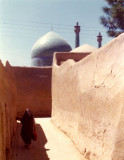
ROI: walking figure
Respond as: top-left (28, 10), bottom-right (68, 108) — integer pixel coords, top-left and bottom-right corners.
top-left (20, 109), bottom-right (35, 149)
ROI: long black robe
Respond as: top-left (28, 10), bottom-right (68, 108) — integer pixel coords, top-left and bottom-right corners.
top-left (20, 112), bottom-right (34, 144)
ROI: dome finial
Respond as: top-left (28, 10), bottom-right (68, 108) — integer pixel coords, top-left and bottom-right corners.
top-left (51, 25), bottom-right (53, 31)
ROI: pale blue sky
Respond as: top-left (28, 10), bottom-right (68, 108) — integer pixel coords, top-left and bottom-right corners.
top-left (0, 0), bottom-right (113, 66)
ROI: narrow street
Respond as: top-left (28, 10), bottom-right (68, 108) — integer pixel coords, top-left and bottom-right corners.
top-left (10, 118), bottom-right (84, 160)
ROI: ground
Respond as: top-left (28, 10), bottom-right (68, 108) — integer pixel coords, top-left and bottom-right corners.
top-left (10, 118), bottom-right (85, 160)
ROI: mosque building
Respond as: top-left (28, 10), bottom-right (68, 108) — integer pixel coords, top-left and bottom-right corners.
top-left (31, 31), bottom-right (72, 67)
top-left (31, 22), bottom-right (102, 67)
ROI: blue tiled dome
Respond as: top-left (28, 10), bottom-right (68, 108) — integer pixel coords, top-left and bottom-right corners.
top-left (31, 31), bottom-right (72, 66)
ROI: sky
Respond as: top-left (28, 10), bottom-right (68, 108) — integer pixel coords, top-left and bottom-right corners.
top-left (0, 0), bottom-right (113, 66)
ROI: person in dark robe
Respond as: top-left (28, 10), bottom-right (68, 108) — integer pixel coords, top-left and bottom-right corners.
top-left (20, 109), bottom-right (35, 149)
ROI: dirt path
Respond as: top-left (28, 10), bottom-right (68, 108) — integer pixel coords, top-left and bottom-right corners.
top-left (10, 118), bottom-right (85, 160)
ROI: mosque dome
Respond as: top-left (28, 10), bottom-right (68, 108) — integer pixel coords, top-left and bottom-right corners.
top-left (31, 31), bottom-right (72, 66)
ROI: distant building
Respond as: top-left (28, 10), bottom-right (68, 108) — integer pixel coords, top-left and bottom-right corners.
top-left (31, 31), bottom-right (72, 67)
top-left (97, 32), bottom-right (102, 48)
top-left (71, 44), bottom-right (97, 53)
top-left (74, 22), bottom-right (80, 48)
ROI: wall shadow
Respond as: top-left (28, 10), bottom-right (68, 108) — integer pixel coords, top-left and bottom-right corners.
top-left (34, 123), bottom-right (50, 160)
top-left (10, 121), bottom-right (50, 160)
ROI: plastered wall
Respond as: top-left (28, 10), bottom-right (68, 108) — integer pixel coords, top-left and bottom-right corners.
top-left (12, 66), bottom-right (52, 118)
top-left (53, 52), bottom-right (90, 65)
top-left (0, 61), bottom-right (17, 160)
top-left (0, 63), bottom-right (52, 159)
top-left (52, 33), bottom-right (124, 160)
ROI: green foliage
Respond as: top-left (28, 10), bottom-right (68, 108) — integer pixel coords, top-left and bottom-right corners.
top-left (100, 0), bottom-right (124, 37)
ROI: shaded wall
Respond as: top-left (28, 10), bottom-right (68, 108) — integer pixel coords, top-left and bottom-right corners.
top-left (0, 61), bottom-right (17, 160)
top-left (54, 52), bottom-right (90, 65)
top-left (52, 33), bottom-right (124, 160)
top-left (12, 66), bottom-right (52, 118)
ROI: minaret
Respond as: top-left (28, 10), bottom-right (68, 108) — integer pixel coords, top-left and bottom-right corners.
top-left (74, 22), bottom-right (80, 48)
top-left (97, 32), bottom-right (102, 48)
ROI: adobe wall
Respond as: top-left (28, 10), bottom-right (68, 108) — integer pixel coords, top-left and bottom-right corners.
top-left (54, 52), bottom-right (90, 65)
top-left (0, 61), bottom-right (17, 160)
top-left (52, 33), bottom-right (124, 160)
top-left (12, 66), bottom-right (52, 118)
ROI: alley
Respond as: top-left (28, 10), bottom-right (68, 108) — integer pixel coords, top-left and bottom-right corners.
top-left (10, 118), bottom-right (84, 160)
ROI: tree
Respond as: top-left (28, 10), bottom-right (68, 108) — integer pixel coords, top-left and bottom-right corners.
top-left (100, 0), bottom-right (124, 37)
